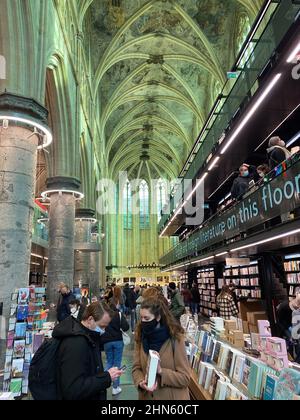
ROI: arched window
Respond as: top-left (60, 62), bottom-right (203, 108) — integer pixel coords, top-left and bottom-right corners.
top-left (123, 180), bottom-right (132, 230)
top-left (139, 180), bottom-right (149, 229)
top-left (157, 179), bottom-right (167, 222)
top-left (236, 14), bottom-right (252, 67)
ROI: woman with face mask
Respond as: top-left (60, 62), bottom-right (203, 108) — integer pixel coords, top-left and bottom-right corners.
top-left (231, 163), bottom-right (258, 200)
top-left (52, 302), bottom-right (124, 400)
top-left (132, 298), bottom-right (191, 400)
top-left (69, 299), bottom-right (85, 322)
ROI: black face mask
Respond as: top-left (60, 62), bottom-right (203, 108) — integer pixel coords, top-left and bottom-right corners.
top-left (141, 319), bottom-right (158, 335)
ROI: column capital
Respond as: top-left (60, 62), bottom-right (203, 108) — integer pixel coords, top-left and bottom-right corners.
top-left (42, 176), bottom-right (83, 200)
top-left (0, 92), bottom-right (52, 148)
top-left (75, 208), bottom-right (96, 219)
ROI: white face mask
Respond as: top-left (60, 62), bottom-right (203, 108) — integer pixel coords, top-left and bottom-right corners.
top-left (71, 307), bottom-right (78, 315)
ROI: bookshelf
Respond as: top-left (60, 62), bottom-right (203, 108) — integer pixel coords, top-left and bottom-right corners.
top-left (284, 258), bottom-right (300, 297)
top-left (180, 271), bottom-right (188, 287)
top-left (219, 262), bottom-right (262, 299)
top-left (197, 267), bottom-right (218, 318)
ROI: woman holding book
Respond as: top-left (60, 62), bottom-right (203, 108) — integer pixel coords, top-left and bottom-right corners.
top-left (132, 298), bottom-right (191, 400)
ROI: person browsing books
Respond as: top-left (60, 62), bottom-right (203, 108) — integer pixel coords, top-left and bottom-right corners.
top-left (132, 298), bottom-right (191, 400)
top-left (217, 286), bottom-right (239, 320)
top-left (52, 302), bottom-right (123, 400)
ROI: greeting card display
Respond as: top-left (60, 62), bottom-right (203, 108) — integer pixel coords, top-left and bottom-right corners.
top-left (3, 286), bottom-right (49, 398)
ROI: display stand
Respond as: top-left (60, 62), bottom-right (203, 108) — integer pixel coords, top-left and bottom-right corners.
top-left (2, 286), bottom-right (51, 399)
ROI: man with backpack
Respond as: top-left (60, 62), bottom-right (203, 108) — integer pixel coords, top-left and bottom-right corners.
top-left (29, 302), bottom-right (123, 400)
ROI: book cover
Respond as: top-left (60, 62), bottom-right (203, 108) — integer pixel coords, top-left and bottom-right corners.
top-left (233, 355), bottom-right (246, 383)
top-left (204, 365), bottom-right (214, 391)
top-left (225, 350), bottom-right (234, 376)
top-left (11, 358), bottom-right (24, 378)
top-left (18, 288), bottom-right (29, 304)
top-left (15, 322), bottom-right (27, 338)
top-left (212, 341), bottom-right (222, 364)
top-left (10, 304), bottom-right (18, 317)
top-left (146, 350), bottom-right (160, 389)
top-left (274, 368), bottom-right (300, 400)
top-left (10, 378), bottom-right (22, 397)
top-left (17, 305), bottom-right (29, 321)
top-left (24, 349), bottom-right (32, 363)
top-left (8, 318), bottom-right (16, 332)
top-left (33, 333), bottom-right (44, 353)
top-left (13, 340), bottom-right (25, 358)
top-left (242, 358), bottom-right (251, 389)
top-left (7, 331), bottom-right (15, 349)
top-left (263, 374), bottom-right (278, 401)
top-left (25, 331), bottom-right (33, 345)
top-left (215, 380), bottom-right (228, 401)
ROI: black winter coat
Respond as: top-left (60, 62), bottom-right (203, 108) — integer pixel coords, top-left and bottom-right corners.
top-left (191, 288), bottom-right (200, 304)
top-left (231, 165), bottom-right (257, 200)
top-left (52, 316), bottom-right (111, 400)
top-left (57, 292), bottom-right (75, 322)
top-left (101, 311), bottom-right (129, 345)
top-left (124, 288), bottom-right (137, 309)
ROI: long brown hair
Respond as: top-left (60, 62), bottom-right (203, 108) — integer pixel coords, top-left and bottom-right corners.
top-left (142, 287), bottom-right (160, 300)
top-left (217, 285), bottom-right (231, 301)
top-left (135, 297), bottom-right (184, 344)
top-left (113, 286), bottom-right (122, 304)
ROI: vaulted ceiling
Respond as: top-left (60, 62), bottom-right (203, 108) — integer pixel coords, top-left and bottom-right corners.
top-left (82, 0), bottom-right (263, 181)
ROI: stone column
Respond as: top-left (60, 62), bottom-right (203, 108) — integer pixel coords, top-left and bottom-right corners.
top-left (89, 250), bottom-right (101, 298)
top-left (74, 208), bottom-right (101, 298)
top-left (0, 92), bottom-right (51, 371)
top-left (44, 177), bottom-right (82, 307)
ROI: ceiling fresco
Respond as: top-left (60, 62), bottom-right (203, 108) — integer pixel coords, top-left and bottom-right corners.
top-left (83, 0), bottom-right (263, 181)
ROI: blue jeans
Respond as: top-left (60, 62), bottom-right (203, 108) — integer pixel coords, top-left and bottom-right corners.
top-left (191, 302), bottom-right (199, 315)
top-left (104, 341), bottom-right (124, 389)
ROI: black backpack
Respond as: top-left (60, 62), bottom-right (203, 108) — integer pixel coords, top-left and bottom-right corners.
top-left (29, 337), bottom-right (61, 400)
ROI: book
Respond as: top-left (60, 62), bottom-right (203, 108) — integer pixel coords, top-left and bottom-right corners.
top-left (209, 370), bottom-right (223, 399)
top-left (274, 368), bottom-right (300, 400)
top-left (218, 344), bottom-right (231, 370)
top-left (146, 350), bottom-right (160, 389)
top-left (204, 365), bottom-right (214, 391)
top-left (212, 341), bottom-right (222, 364)
top-left (233, 355), bottom-right (246, 383)
top-left (32, 333), bottom-right (44, 353)
top-left (8, 318), bottom-right (16, 331)
top-left (11, 358), bottom-right (24, 378)
top-left (242, 358), bottom-right (251, 389)
top-left (15, 322), bottom-right (27, 338)
top-left (263, 374), bottom-right (278, 401)
top-left (18, 288), bottom-right (29, 304)
top-left (214, 380), bottom-right (228, 401)
top-left (13, 340), bottom-right (25, 358)
top-left (7, 331), bottom-right (15, 349)
top-left (25, 331), bottom-right (33, 345)
top-left (17, 305), bottom-right (29, 321)
top-left (10, 378), bottom-right (22, 397)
